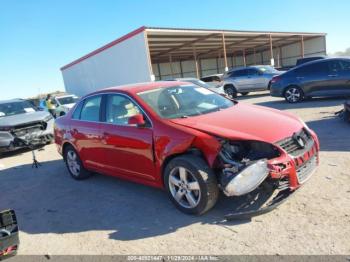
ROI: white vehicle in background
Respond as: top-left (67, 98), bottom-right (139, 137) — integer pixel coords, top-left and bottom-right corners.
top-left (53, 94), bottom-right (79, 117)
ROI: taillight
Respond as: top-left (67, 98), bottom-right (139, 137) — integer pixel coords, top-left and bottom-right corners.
top-left (271, 75), bottom-right (281, 84)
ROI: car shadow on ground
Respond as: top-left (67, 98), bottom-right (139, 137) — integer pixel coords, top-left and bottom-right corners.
top-left (235, 92), bottom-right (270, 101)
top-left (0, 159), bottom-right (277, 241)
top-left (306, 114), bottom-right (350, 152)
top-left (255, 96), bottom-right (349, 110)
top-left (0, 146), bottom-right (46, 159)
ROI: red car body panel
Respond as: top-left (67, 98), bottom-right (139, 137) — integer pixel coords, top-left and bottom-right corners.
top-left (54, 82), bottom-right (319, 191)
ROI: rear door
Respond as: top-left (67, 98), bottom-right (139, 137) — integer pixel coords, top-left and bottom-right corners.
top-left (230, 69), bottom-right (251, 90)
top-left (99, 93), bottom-right (156, 182)
top-left (70, 95), bottom-right (105, 171)
top-left (295, 61), bottom-right (330, 96)
top-left (248, 68), bottom-right (268, 90)
top-left (331, 59), bottom-right (350, 95)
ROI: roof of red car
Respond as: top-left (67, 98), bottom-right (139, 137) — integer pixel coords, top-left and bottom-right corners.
top-left (100, 81), bottom-right (191, 95)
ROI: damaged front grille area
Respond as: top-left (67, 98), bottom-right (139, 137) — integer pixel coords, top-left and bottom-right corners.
top-left (277, 128), bottom-right (313, 157)
top-left (218, 140), bottom-right (280, 197)
top-left (11, 121), bottom-right (47, 138)
top-left (296, 155), bottom-right (317, 184)
top-left (277, 177), bottom-right (290, 190)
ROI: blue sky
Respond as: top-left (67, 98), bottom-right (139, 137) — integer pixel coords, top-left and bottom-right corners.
top-left (1, 0), bottom-right (349, 99)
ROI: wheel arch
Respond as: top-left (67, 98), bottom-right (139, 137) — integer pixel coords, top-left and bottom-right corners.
top-left (62, 141), bottom-right (78, 160)
top-left (160, 148), bottom-right (207, 187)
top-left (223, 83), bottom-right (237, 91)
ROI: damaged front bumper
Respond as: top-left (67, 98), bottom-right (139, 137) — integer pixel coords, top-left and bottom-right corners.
top-left (218, 128), bottom-right (319, 219)
top-left (224, 187), bottom-right (293, 220)
top-left (0, 119), bottom-right (54, 153)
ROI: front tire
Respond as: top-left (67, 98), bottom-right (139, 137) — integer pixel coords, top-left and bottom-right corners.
top-left (64, 145), bottom-right (91, 180)
top-left (224, 85), bottom-right (237, 98)
top-left (164, 155), bottom-right (219, 215)
top-left (284, 86), bottom-right (304, 103)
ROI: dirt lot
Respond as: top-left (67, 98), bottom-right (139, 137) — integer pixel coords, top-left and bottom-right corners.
top-left (1, 93), bottom-right (349, 255)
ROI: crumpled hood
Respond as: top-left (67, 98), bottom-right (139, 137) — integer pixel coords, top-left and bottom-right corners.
top-left (0, 111), bottom-right (51, 127)
top-left (170, 102), bottom-right (303, 143)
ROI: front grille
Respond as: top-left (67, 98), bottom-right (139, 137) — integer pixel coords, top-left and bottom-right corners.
top-left (277, 128), bottom-right (313, 157)
top-left (11, 122), bottom-right (46, 138)
top-left (296, 155), bottom-right (317, 184)
top-left (277, 177), bottom-right (290, 190)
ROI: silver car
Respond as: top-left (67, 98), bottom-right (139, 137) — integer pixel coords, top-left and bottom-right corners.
top-left (0, 99), bottom-right (54, 153)
top-left (223, 65), bottom-right (284, 98)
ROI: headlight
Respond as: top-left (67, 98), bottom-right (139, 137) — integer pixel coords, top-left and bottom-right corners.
top-left (223, 159), bottom-right (269, 196)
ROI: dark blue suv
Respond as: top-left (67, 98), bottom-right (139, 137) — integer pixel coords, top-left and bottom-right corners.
top-left (270, 58), bottom-right (350, 103)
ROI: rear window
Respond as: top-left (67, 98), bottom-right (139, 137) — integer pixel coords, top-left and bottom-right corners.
top-left (295, 61), bottom-right (328, 75)
top-left (296, 57), bottom-right (324, 66)
top-left (340, 60), bottom-right (350, 71)
top-left (229, 69), bottom-right (247, 77)
top-left (72, 95), bottom-right (102, 122)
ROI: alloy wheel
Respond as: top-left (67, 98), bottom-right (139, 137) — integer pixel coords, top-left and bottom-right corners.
top-left (66, 150), bottom-right (80, 177)
top-left (168, 167), bottom-right (201, 209)
top-left (285, 87), bottom-right (302, 103)
top-left (225, 87), bottom-right (235, 98)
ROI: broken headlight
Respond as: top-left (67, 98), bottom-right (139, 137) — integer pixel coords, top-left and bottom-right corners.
top-left (218, 140), bottom-right (280, 196)
top-left (223, 159), bottom-right (269, 196)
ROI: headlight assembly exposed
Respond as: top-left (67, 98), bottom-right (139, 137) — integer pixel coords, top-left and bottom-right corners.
top-left (223, 159), bottom-right (269, 196)
top-left (218, 139), bottom-right (280, 197)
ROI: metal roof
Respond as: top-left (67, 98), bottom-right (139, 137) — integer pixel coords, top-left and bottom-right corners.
top-left (61, 26), bottom-right (326, 70)
top-left (146, 27), bottom-right (326, 63)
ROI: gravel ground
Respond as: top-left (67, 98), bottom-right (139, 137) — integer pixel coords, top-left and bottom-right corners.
top-left (0, 93), bottom-right (349, 255)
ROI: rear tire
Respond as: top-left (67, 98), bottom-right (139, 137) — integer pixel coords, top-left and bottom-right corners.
top-left (224, 85), bottom-right (237, 98)
top-left (64, 145), bottom-right (91, 180)
top-left (164, 155), bottom-right (219, 215)
top-left (240, 92), bottom-right (249, 96)
top-left (284, 86), bottom-right (304, 103)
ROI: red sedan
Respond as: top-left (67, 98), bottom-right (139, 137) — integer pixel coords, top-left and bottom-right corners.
top-left (54, 82), bottom-right (319, 216)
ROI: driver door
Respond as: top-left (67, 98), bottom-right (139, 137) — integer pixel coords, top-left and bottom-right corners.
top-left (99, 94), bottom-right (156, 182)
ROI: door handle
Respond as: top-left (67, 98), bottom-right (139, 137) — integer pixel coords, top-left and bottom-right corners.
top-left (328, 74), bottom-right (338, 77)
top-left (296, 77), bottom-right (304, 80)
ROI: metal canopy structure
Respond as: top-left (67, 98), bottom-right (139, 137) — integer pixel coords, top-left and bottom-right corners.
top-left (146, 27), bottom-right (326, 65)
top-left (60, 26), bottom-right (327, 94)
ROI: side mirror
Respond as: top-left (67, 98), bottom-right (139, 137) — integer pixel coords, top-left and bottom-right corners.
top-left (0, 210), bottom-right (19, 259)
top-left (128, 114), bottom-right (146, 127)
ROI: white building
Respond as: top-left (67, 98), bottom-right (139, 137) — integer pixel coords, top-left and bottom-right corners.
top-left (61, 26), bottom-right (327, 96)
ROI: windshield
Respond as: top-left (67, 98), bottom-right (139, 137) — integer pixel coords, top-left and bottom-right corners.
top-left (138, 85), bottom-right (234, 119)
top-left (0, 101), bottom-right (36, 117)
top-left (57, 96), bottom-right (79, 105)
top-left (256, 66), bottom-right (279, 74)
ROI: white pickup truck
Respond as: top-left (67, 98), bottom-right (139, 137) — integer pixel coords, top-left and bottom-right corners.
top-left (53, 94), bottom-right (79, 117)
